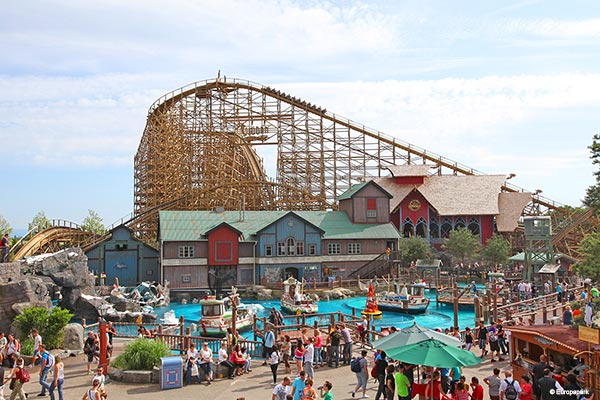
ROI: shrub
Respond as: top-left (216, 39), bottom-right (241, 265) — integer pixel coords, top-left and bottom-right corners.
top-left (112, 338), bottom-right (170, 371)
top-left (13, 306), bottom-right (73, 349)
top-left (20, 338), bottom-right (34, 356)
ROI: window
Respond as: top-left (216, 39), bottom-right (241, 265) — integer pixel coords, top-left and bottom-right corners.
top-left (429, 219), bottom-right (440, 239)
top-left (327, 243), bottom-right (341, 254)
top-left (416, 217), bottom-right (428, 238)
top-left (402, 217), bottom-right (414, 238)
top-left (441, 219), bottom-right (452, 238)
top-left (455, 217), bottom-right (465, 230)
top-left (348, 243), bottom-right (361, 254)
top-left (296, 241), bottom-right (305, 256)
top-left (286, 237), bottom-right (296, 256)
top-left (181, 274), bottom-right (192, 283)
top-left (277, 242), bottom-right (286, 256)
top-left (178, 245), bottom-right (194, 258)
top-left (468, 217), bottom-right (480, 237)
top-left (367, 198), bottom-right (377, 218)
top-left (265, 245), bottom-right (273, 257)
top-left (308, 244), bottom-right (317, 255)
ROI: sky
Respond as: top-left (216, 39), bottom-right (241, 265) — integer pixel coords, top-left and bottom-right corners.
top-left (1, 0), bottom-right (599, 233)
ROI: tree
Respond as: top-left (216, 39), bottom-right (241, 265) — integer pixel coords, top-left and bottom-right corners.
top-left (81, 209), bottom-right (107, 235)
top-left (28, 210), bottom-right (51, 232)
top-left (573, 231), bottom-right (600, 282)
top-left (398, 237), bottom-right (434, 267)
top-left (480, 234), bottom-right (510, 268)
top-left (583, 133), bottom-right (600, 209)
top-left (0, 214), bottom-right (12, 235)
top-left (442, 227), bottom-right (481, 266)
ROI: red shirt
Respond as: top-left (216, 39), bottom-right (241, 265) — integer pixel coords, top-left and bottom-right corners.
top-left (471, 384), bottom-right (484, 400)
top-left (520, 383), bottom-right (533, 400)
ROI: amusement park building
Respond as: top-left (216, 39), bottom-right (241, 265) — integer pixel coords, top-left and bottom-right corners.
top-left (374, 165), bottom-right (532, 249)
top-left (159, 181), bottom-right (400, 291)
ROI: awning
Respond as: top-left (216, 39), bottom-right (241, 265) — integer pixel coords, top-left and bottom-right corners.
top-left (416, 259), bottom-right (442, 269)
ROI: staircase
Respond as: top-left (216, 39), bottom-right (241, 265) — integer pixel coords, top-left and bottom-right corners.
top-left (348, 250), bottom-right (401, 279)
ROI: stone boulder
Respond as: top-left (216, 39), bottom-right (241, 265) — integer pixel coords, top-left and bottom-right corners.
top-left (322, 288), bottom-right (355, 299)
top-left (0, 279), bottom-right (52, 333)
top-left (109, 294), bottom-right (142, 313)
top-left (63, 323), bottom-right (85, 351)
top-left (244, 285), bottom-right (273, 300)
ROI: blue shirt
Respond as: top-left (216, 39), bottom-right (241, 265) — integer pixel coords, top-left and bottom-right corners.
top-left (440, 368), bottom-right (449, 377)
top-left (41, 351), bottom-right (50, 371)
top-left (291, 376), bottom-right (306, 400)
top-left (264, 330), bottom-right (275, 348)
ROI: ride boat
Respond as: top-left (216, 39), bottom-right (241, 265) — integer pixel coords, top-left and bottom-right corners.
top-left (281, 277), bottom-right (318, 314)
top-left (377, 281), bottom-right (430, 314)
top-left (198, 291), bottom-right (254, 337)
top-left (361, 281), bottom-right (382, 319)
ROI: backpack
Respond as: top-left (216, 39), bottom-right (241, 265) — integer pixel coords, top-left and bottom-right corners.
top-left (504, 379), bottom-right (518, 400)
top-left (19, 367), bottom-right (30, 384)
top-left (46, 353), bottom-right (55, 369)
top-left (350, 357), bottom-right (362, 373)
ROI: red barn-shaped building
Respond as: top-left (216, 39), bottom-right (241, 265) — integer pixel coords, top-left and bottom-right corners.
top-left (374, 165), bottom-right (531, 249)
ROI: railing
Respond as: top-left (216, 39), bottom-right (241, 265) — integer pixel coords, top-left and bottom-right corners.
top-left (496, 284), bottom-right (583, 321)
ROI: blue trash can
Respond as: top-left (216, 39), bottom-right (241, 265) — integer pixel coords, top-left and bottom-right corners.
top-left (160, 356), bottom-right (183, 390)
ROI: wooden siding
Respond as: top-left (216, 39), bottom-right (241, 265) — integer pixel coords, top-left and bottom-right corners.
top-left (208, 225), bottom-right (239, 265)
top-left (164, 264), bottom-right (208, 289)
top-left (348, 183), bottom-right (391, 224)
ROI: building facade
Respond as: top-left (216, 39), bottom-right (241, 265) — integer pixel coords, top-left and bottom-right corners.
top-left (159, 181), bottom-right (401, 291)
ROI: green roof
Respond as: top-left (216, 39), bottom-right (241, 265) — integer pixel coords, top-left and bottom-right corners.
top-left (159, 210), bottom-right (401, 241)
top-left (337, 182), bottom-right (369, 201)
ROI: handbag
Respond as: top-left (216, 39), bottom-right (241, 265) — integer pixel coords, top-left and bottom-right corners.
top-left (191, 363), bottom-right (199, 377)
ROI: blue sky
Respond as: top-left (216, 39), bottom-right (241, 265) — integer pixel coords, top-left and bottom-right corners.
top-left (1, 0), bottom-right (599, 231)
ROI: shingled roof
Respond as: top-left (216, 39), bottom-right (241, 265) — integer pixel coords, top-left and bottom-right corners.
top-left (497, 192), bottom-right (532, 232)
top-left (375, 175), bottom-right (507, 216)
top-left (386, 164), bottom-right (434, 177)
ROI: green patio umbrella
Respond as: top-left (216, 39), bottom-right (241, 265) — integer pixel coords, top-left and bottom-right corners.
top-left (386, 338), bottom-right (482, 368)
top-left (371, 322), bottom-right (461, 350)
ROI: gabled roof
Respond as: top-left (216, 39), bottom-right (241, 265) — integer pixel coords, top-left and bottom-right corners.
top-left (205, 221), bottom-right (244, 236)
top-left (374, 175), bottom-right (509, 216)
top-left (159, 210), bottom-right (401, 241)
top-left (337, 181), bottom-right (392, 201)
top-left (386, 164), bottom-right (434, 177)
top-left (496, 192), bottom-right (532, 232)
top-left (256, 211), bottom-right (325, 235)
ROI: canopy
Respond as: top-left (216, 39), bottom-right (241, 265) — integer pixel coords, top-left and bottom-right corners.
top-left (371, 323), bottom-right (461, 350)
top-left (386, 338), bottom-right (482, 368)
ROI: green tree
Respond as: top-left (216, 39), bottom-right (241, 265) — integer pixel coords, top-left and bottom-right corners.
top-left (12, 306), bottom-right (73, 349)
top-left (0, 214), bottom-right (12, 235)
top-left (573, 231), bottom-right (600, 282)
top-left (442, 227), bottom-right (481, 266)
top-left (480, 234), bottom-right (510, 268)
top-left (583, 133), bottom-right (600, 209)
top-left (398, 237), bottom-right (434, 267)
top-left (112, 338), bottom-right (170, 370)
top-left (28, 211), bottom-right (51, 232)
top-left (81, 209), bottom-right (107, 235)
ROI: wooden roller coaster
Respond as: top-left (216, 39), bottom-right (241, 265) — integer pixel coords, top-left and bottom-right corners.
top-left (10, 76), bottom-right (596, 259)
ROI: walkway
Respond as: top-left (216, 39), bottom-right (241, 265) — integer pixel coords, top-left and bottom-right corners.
top-left (17, 338), bottom-right (509, 400)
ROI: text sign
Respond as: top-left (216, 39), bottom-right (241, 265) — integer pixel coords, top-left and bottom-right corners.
top-left (578, 325), bottom-right (600, 344)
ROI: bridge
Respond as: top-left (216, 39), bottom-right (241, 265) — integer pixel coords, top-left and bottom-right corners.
top-left (9, 76), bottom-right (596, 259)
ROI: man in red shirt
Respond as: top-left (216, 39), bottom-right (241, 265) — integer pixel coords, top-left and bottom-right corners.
top-left (470, 377), bottom-right (484, 400)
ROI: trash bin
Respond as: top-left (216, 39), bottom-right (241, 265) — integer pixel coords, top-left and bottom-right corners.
top-left (160, 356), bottom-right (183, 390)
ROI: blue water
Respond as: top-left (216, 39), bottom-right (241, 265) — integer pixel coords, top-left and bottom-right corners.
top-left (154, 290), bottom-right (478, 337)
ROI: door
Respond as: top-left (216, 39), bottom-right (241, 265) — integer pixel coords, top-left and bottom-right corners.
top-left (105, 250), bottom-right (138, 286)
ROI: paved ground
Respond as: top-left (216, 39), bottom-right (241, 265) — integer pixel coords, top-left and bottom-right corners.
top-left (13, 339), bottom-right (511, 400)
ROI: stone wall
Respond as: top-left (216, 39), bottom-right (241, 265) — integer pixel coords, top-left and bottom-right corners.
top-left (0, 262), bottom-right (22, 284)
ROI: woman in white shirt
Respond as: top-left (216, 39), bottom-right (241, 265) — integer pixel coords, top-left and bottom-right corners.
top-left (269, 344), bottom-right (280, 385)
top-left (186, 343), bottom-right (201, 385)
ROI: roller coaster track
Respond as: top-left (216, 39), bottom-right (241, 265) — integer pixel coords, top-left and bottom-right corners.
top-left (12, 77), bottom-right (595, 259)
top-left (11, 220), bottom-right (98, 260)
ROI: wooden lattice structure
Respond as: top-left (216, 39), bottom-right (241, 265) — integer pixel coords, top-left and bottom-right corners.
top-left (128, 76), bottom-right (593, 256)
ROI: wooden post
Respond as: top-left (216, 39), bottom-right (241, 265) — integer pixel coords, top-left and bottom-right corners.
top-left (179, 316), bottom-right (185, 337)
top-left (492, 281), bottom-right (498, 323)
top-left (231, 293), bottom-right (238, 336)
top-left (253, 315), bottom-right (257, 342)
top-left (452, 277), bottom-right (459, 329)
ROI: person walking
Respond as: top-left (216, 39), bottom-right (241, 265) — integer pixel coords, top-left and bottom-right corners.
top-left (294, 341), bottom-right (306, 376)
top-left (82, 378), bottom-right (101, 400)
top-left (281, 335), bottom-right (292, 374)
top-left (394, 365), bottom-right (411, 400)
top-left (272, 376), bottom-right (291, 400)
top-left (319, 380), bottom-right (333, 400)
top-left (351, 350), bottom-right (369, 399)
top-left (470, 377), bottom-right (484, 400)
top-left (304, 338), bottom-right (315, 379)
top-left (262, 325), bottom-right (276, 366)
top-left (3, 357), bottom-right (27, 400)
top-left (49, 354), bottom-right (64, 400)
top-left (519, 375), bottom-right (532, 400)
top-left (373, 350), bottom-right (388, 400)
top-left (340, 324), bottom-right (353, 365)
top-left (303, 378), bottom-right (317, 400)
top-left (484, 368), bottom-right (502, 400)
top-left (269, 344), bottom-right (280, 386)
top-left (314, 329), bottom-right (323, 368)
top-left (328, 326), bottom-right (341, 368)
top-left (38, 343), bottom-right (53, 397)
top-left (290, 371), bottom-right (307, 400)
top-left (499, 371), bottom-right (521, 400)
top-left (476, 320), bottom-right (488, 359)
top-left (536, 369), bottom-right (562, 400)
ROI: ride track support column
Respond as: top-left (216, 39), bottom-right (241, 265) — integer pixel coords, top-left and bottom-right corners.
top-left (98, 318), bottom-right (108, 375)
